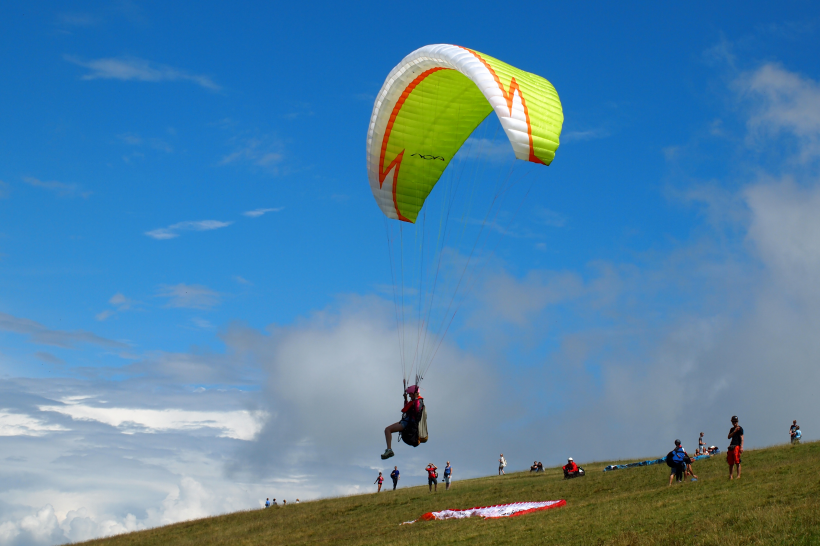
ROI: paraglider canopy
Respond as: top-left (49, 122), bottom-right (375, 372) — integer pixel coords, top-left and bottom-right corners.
top-left (366, 45), bottom-right (563, 388)
top-left (366, 44), bottom-right (563, 223)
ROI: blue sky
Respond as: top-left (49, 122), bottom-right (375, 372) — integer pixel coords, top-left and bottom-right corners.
top-left (2, 1), bottom-right (820, 543)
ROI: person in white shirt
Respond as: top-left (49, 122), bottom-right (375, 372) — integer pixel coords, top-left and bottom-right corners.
top-left (498, 454), bottom-right (507, 475)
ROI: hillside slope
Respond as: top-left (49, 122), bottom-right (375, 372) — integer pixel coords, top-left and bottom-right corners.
top-left (82, 442), bottom-right (820, 545)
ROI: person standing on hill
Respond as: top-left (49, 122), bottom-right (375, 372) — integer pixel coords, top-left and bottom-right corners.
top-left (443, 461), bottom-right (452, 490)
top-left (727, 415), bottom-right (744, 480)
top-left (426, 463), bottom-right (438, 492)
top-left (790, 420), bottom-right (798, 443)
top-left (265, 498), bottom-right (270, 508)
top-left (374, 472), bottom-right (384, 492)
top-left (794, 426), bottom-right (802, 444)
top-left (698, 432), bottom-right (705, 455)
top-left (667, 440), bottom-right (687, 485)
top-left (390, 466), bottom-right (400, 490)
top-left (499, 454), bottom-right (507, 475)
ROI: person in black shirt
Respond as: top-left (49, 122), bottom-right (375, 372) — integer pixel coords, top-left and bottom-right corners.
top-left (727, 415), bottom-right (744, 479)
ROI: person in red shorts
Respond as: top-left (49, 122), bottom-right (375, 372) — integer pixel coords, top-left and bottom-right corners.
top-left (727, 415), bottom-right (744, 480)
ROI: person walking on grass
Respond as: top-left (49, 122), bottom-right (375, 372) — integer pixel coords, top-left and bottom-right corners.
top-left (443, 461), bottom-right (452, 490)
top-left (499, 454), bottom-right (507, 475)
top-left (390, 466), bottom-right (400, 490)
top-left (667, 440), bottom-right (687, 486)
top-left (374, 472), bottom-right (384, 492)
top-left (728, 415), bottom-right (744, 480)
top-left (426, 463), bottom-right (438, 492)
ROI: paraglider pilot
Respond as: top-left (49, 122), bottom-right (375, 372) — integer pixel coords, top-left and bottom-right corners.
top-left (382, 385), bottom-right (423, 460)
top-left (563, 457), bottom-right (582, 479)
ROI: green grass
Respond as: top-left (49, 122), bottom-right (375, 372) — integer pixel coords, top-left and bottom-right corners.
top-left (81, 441), bottom-right (820, 545)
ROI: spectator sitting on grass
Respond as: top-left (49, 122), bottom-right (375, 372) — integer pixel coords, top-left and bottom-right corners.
top-left (563, 457), bottom-right (580, 479)
top-left (530, 461), bottom-right (538, 472)
top-left (537, 461), bottom-right (544, 472)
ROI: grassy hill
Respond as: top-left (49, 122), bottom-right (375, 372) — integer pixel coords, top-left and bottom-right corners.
top-left (82, 441), bottom-right (820, 545)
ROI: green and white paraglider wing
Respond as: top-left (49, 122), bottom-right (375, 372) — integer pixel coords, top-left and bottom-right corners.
top-left (366, 44), bottom-right (563, 223)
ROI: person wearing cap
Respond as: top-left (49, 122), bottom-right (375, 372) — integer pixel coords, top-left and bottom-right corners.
top-left (382, 385), bottom-right (423, 460)
top-left (727, 415), bottom-right (744, 479)
top-left (668, 440), bottom-right (687, 485)
top-left (563, 457), bottom-right (580, 478)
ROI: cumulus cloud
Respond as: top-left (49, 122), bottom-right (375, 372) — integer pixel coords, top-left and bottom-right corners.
top-left (0, 411), bottom-right (67, 437)
top-left (739, 62), bottom-right (820, 161)
top-left (65, 55), bottom-right (221, 91)
top-left (156, 283), bottom-right (221, 309)
top-left (39, 399), bottom-right (265, 440)
top-left (145, 220), bottom-right (232, 240)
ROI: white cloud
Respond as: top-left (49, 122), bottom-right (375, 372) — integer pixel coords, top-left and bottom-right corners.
top-left (33, 351), bottom-right (65, 365)
top-left (233, 276), bottom-right (252, 285)
top-left (219, 136), bottom-right (285, 173)
top-left (457, 137), bottom-right (514, 162)
top-left (0, 311), bottom-right (127, 349)
top-left (145, 220), bottom-right (232, 240)
top-left (562, 128), bottom-right (610, 142)
top-left (38, 401), bottom-right (265, 440)
top-left (0, 411), bottom-right (67, 437)
top-left (22, 177), bottom-right (90, 198)
top-left (242, 207), bottom-right (283, 218)
top-left (157, 283), bottom-right (221, 309)
top-left (738, 62), bottom-right (820, 162)
top-left (97, 293), bottom-right (138, 321)
top-left (65, 55), bottom-right (221, 91)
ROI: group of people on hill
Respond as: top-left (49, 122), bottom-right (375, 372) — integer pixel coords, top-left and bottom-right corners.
top-left (375, 461), bottom-right (452, 493)
top-left (264, 498), bottom-right (299, 507)
top-left (667, 414), bottom-right (745, 485)
top-left (790, 420), bottom-right (803, 444)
